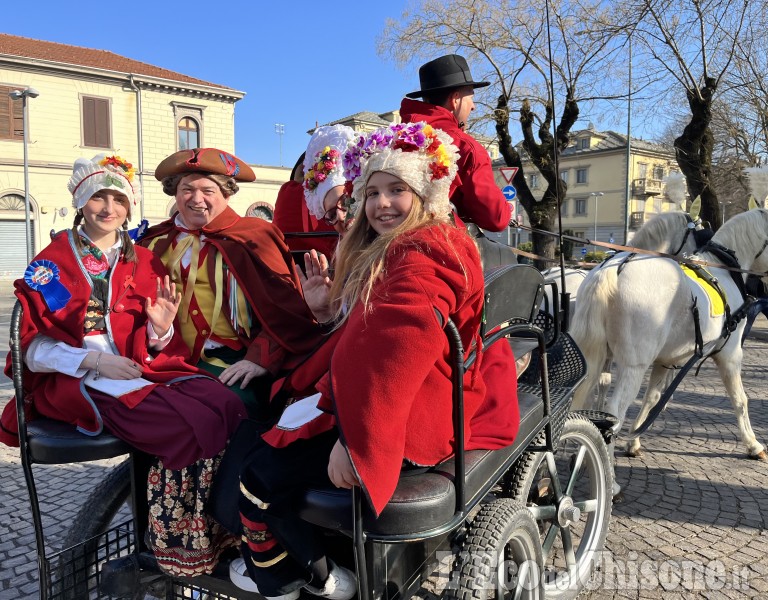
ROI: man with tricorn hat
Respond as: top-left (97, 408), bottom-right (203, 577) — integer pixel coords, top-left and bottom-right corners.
top-left (139, 148), bottom-right (324, 415)
top-left (400, 54), bottom-right (512, 232)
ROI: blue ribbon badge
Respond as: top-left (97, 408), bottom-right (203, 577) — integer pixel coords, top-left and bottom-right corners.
top-left (24, 260), bottom-right (72, 311)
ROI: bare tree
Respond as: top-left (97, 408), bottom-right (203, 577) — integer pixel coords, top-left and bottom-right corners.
top-left (379, 0), bottom-right (623, 264)
top-left (620, 0), bottom-right (752, 229)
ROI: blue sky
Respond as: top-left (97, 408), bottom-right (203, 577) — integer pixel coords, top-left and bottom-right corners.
top-left (4, 1), bottom-right (419, 168)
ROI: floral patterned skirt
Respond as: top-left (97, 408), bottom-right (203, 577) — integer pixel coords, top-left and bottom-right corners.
top-left (146, 451), bottom-right (238, 577)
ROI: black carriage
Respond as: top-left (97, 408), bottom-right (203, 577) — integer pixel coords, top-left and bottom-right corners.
top-left (10, 263), bottom-right (616, 600)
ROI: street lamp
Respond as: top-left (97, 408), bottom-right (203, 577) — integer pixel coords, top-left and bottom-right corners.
top-left (590, 191), bottom-right (604, 248)
top-left (274, 123), bottom-right (285, 166)
top-left (9, 87), bottom-right (40, 264)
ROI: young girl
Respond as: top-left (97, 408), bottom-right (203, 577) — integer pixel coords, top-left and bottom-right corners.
top-left (229, 123), bottom-right (519, 599)
top-left (0, 155), bottom-right (245, 577)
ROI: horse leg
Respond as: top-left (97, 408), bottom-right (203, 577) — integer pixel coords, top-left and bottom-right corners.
top-left (625, 364), bottom-right (672, 457)
top-left (596, 352), bottom-right (613, 411)
top-left (603, 363), bottom-right (649, 497)
top-left (714, 351), bottom-right (767, 460)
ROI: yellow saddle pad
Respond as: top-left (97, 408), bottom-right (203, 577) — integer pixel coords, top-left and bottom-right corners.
top-left (680, 265), bottom-right (725, 317)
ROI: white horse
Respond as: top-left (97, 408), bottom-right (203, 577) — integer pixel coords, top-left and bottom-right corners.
top-left (545, 211), bottom-right (707, 404)
top-left (571, 208), bottom-right (768, 462)
top-left (543, 210), bottom-right (705, 308)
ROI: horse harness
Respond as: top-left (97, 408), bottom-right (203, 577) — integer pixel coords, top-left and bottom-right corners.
top-left (626, 240), bottom-right (764, 438)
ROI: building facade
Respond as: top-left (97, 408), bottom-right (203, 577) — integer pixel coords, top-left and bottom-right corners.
top-left (499, 128), bottom-right (679, 250)
top-left (0, 33), bottom-right (286, 278)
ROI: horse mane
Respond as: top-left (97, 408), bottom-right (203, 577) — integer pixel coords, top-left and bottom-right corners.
top-left (630, 211), bottom-right (690, 252)
top-left (711, 209), bottom-right (768, 268)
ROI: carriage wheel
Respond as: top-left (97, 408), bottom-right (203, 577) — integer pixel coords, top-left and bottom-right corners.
top-left (510, 413), bottom-right (612, 599)
top-left (447, 499), bottom-right (544, 600)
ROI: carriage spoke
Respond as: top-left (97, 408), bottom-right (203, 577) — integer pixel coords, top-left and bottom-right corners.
top-left (541, 520), bottom-right (559, 560)
top-left (514, 557), bottom-right (532, 599)
top-left (561, 525), bottom-right (577, 567)
top-left (565, 446), bottom-right (587, 496)
top-left (545, 453), bottom-right (564, 499)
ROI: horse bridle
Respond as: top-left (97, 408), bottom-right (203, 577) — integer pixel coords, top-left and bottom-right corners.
top-left (671, 213), bottom-right (703, 256)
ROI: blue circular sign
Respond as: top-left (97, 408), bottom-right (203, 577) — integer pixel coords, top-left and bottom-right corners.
top-left (581, 247), bottom-right (587, 255)
top-left (502, 185), bottom-right (517, 200)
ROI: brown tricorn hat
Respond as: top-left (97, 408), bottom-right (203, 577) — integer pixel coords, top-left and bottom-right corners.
top-left (154, 148), bottom-right (255, 182)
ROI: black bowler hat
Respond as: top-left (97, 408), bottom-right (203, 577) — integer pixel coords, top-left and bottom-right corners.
top-left (405, 54), bottom-right (490, 99)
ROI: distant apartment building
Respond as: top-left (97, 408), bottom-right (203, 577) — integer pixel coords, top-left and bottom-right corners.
top-left (499, 128), bottom-right (679, 247)
top-left (0, 33), bottom-right (282, 277)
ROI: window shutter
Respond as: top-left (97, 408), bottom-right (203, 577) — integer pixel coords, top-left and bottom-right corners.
top-left (0, 86), bottom-right (24, 141)
top-left (82, 96), bottom-right (111, 148)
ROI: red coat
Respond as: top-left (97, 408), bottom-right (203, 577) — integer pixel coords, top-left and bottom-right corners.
top-left (139, 206), bottom-right (324, 374)
top-left (272, 180), bottom-right (338, 258)
top-left (267, 225), bottom-right (518, 515)
top-left (400, 98), bottom-right (512, 232)
top-left (0, 231), bottom-right (209, 446)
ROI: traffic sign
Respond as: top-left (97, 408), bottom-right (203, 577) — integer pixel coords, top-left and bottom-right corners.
top-left (609, 237), bottom-right (615, 244)
top-left (500, 166), bottom-right (519, 183)
top-left (508, 202), bottom-right (516, 219)
top-left (581, 247), bottom-right (587, 256)
top-left (502, 185), bottom-right (517, 201)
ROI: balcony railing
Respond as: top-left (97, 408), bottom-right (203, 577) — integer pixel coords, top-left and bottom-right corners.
top-left (633, 178), bottom-right (663, 195)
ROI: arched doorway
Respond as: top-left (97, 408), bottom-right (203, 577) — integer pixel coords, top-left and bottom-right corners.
top-left (0, 193), bottom-right (35, 277)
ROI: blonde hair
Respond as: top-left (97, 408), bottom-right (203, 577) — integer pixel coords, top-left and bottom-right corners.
top-left (329, 188), bottom-right (455, 325)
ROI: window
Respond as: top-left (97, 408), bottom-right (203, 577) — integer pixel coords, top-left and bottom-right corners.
top-left (178, 117), bottom-right (200, 150)
top-left (576, 168), bottom-right (588, 184)
top-left (575, 198), bottom-right (587, 215)
top-left (560, 170), bottom-right (569, 184)
top-left (560, 199), bottom-right (568, 216)
top-left (653, 165), bottom-right (664, 180)
top-left (247, 203), bottom-right (274, 222)
top-left (1, 85), bottom-right (24, 141)
top-left (530, 174), bottom-right (540, 189)
top-left (579, 138), bottom-right (589, 149)
top-left (82, 96), bottom-right (111, 148)
top-left (637, 162), bottom-right (648, 178)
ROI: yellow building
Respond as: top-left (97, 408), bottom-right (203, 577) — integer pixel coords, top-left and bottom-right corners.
top-left (0, 33), bottom-right (285, 278)
top-left (499, 128), bottom-right (679, 248)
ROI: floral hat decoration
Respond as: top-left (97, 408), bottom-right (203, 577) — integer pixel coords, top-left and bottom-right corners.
top-left (67, 155), bottom-right (139, 215)
top-left (303, 125), bottom-right (358, 219)
top-left (342, 121), bottom-right (459, 218)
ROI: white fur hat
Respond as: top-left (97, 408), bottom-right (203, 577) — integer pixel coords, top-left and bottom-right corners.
top-left (67, 155), bottom-right (139, 213)
top-left (303, 125), bottom-right (357, 219)
top-left (342, 122), bottom-right (459, 217)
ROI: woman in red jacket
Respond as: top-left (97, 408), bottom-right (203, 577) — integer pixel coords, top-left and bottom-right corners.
top-left (0, 155), bottom-right (245, 576)
top-left (229, 123), bottom-right (519, 600)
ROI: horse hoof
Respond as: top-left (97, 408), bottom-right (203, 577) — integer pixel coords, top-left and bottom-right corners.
top-left (749, 450), bottom-right (768, 461)
top-left (625, 447), bottom-right (643, 458)
top-left (612, 490), bottom-right (625, 504)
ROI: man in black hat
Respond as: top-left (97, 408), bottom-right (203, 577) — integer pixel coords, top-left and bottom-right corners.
top-left (400, 54), bottom-right (511, 232)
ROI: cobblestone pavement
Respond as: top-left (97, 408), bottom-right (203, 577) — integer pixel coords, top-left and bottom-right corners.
top-left (1, 280), bottom-right (767, 598)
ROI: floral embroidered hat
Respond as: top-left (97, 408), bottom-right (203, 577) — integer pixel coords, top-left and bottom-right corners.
top-left (303, 125), bottom-right (358, 219)
top-left (67, 155), bottom-right (139, 214)
top-left (342, 121), bottom-right (459, 218)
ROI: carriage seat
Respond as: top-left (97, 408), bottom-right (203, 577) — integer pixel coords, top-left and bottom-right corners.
top-left (25, 418), bottom-right (130, 465)
top-left (297, 390), bottom-right (544, 537)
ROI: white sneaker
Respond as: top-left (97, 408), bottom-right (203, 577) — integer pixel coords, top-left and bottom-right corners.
top-left (229, 558), bottom-right (301, 600)
top-left (304, 561), bottom-right (357, 600)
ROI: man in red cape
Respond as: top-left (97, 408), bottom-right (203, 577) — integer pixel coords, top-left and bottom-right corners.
top-left (139, 148), bottom-right (324, 416)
